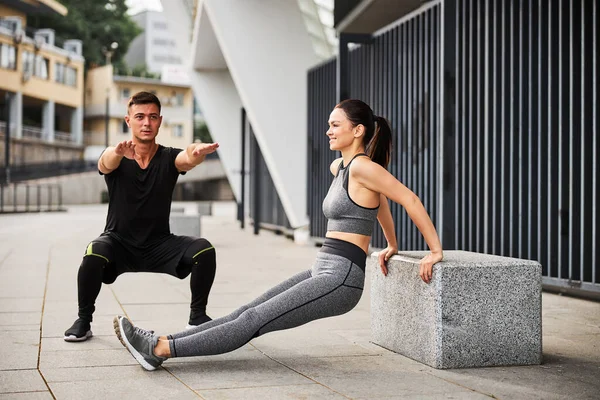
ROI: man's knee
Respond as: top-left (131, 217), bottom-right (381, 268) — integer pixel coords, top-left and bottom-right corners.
top-left (177, 239), bottom-right (216, 279)
top-left (79, 241), bottom-right (117, 284)
top-left (183, 238), bottom-right (216, 266)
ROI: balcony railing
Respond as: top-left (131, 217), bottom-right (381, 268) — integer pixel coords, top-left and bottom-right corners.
top-left (22, 125), bottom-right (44, 140)
top-left (0, 19), bottom-right (15, 32)
top-left (0, 121), bottom-right (79, 145)
top-left (0, 159), bottom-right (97, 183)
top-left (54, 130), bottom-right (73, 144)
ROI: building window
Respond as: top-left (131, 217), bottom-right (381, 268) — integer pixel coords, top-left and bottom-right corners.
top-left (121, 88), bottom-right (130, 100)
top-left (67, 67), bottom-right (77, 86)
top-left (22, 51), bottom-right (33, 75)
top-left (55, 62), bottom-right (77, 87)
top-left (175, 93), bottom-right (184, 106)
top-left (153, 38), bottom-right (175, 47)
top-left (122, 121), bottom-right (129, 134)
top-left (55, 62), bottom-right (63, 82)
top-left (172, 124), bottom-right (183, 138)
top-left (22, 51), bottom-right (48, 80)
top-left (153, 21), bottom-right (168, 30)
top-left (36, 57), bottom-right (49, 79)
top-left (0, 43), bottom-right (16, 70)
top-left (152, 55), bottom-right (182, 64)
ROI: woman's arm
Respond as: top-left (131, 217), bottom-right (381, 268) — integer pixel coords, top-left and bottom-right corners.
top-left (354, 159), bottom-right (443, 283)
top-left (376, 194), bottom-right (398, 276)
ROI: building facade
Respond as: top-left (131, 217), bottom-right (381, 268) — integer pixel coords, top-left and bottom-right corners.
top-left (0, 0), bottom-right (85, 165)
top-left (123, 10), bottom-right (182, 75)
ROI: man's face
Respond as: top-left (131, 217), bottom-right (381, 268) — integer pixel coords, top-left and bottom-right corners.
top-left (125, 103), bottom-right (162, 143)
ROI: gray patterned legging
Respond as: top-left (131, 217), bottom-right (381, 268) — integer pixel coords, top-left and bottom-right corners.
top-left (167, 241), bottom-right (365, 358)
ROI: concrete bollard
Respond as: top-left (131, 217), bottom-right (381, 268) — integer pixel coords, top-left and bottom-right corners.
top-left (170, 203), bottom-right (202, 237)
top-left (196, 201), bottom-right (212, 216)
top-left (369, 250), bottom-right (542, 369)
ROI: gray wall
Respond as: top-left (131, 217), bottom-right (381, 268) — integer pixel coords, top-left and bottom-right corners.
top-left (0, 137), bottom-right (83, 165)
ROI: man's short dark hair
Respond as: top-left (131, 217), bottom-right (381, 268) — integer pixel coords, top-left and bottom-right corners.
top-left (127, 91), bottom-right (161, 113)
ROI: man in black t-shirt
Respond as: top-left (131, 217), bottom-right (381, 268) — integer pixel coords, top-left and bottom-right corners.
top-left (64, 91), bottom-right (219, 342)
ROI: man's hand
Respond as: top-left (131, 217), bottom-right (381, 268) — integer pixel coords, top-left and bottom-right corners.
top-left (377, 244), bottom-right (398, 276)
top-left (114, 140), bottom-right (136, 160)
top-left (176, 142), bottom-right (220, 172)
top-left (190, 142), bottom-right (219, 159)
top-left (99, 141), bottom-right (136, 174)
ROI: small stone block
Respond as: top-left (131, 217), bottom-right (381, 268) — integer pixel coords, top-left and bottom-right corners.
top-left (197, 201), bottom-right (212, 216)
top-left (170, 214), bottom-right (201, 237)
top-left (369, 250), bottom-right (542, 369)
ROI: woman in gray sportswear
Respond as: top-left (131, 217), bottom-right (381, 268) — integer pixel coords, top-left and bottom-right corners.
top-left (114, 99), bottom-right (444, 371)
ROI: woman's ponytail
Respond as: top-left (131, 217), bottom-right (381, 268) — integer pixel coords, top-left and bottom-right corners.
top-left (366, 116), bottom-right (392, 168)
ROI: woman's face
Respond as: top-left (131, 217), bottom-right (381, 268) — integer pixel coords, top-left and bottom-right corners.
top-left (327, 108), bottom-right (358, 151)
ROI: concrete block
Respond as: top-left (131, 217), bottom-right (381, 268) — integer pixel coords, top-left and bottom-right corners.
top-left (369, 250), bottom-right (542, 369)
top-left (197, 201), bottom-right (213, 216)
top-left (169, 203), bottom-right (200, 237)
top-left (171, 202), bottom-right (212, 216)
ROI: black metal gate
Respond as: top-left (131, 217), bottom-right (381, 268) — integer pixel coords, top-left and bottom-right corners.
top-left (240, 109), bottom-right (291, 234)
top-left (307, 0), bottom-right (599, 297)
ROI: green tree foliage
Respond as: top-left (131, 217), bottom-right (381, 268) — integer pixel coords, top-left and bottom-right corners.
top-left (27, 0), bottom-right (141, 71)
top-left (194, 121), bottom-right (213, 143)
top-left (113, 63), bottom-right (160, 79)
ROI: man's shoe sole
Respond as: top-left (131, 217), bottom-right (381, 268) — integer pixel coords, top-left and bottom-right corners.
top-left (64, 330), bottom-right (93, 342)
top-left (113, 316), bottom-right (157, 371)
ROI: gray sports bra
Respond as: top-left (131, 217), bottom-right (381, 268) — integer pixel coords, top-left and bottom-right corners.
top-left (322, 153), bottom-right (379, 236)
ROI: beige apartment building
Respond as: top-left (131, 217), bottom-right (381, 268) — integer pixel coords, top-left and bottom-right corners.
top-left (84, 64), bottom-right (193, 150)
top-left (0, 0), bottom-right (85, 163)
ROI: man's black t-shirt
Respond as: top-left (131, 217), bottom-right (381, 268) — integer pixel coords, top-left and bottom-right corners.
top-left (102, 145), bottom-right (184, 248)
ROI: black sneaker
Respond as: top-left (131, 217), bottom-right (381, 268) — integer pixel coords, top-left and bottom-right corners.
top-left (186, 314), bottom-right (212, 330)
top-left (64, 318), bottom-right (93, 342)
top-left (113, 315), bottom-right (166, 371)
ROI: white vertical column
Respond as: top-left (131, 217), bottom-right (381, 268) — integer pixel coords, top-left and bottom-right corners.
top-left (9, 91), bottom-right (22, 139)
top-left (42, 100), bottom-right (55, 142)
top-left (71, 106), bottom-right (83, 145)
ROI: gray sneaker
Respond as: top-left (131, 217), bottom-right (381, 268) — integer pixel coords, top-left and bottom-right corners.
top-left (113, 315), bottom-right (166, 371)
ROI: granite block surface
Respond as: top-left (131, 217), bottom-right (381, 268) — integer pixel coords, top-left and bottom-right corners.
top-left (370, 250), bottom-right (542, 369)
top-left (170, 214), bottom-right (201, 237)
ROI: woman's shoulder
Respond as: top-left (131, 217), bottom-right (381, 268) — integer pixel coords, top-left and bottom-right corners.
top-left (329, 157), bottom-right (343, 176)
top-left (349, 156), bottom-right (385, 179)
top-left (350, 155), bottom-right (375, 169)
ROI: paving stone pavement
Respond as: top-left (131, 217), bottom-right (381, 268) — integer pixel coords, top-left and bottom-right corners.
top-left (0, 202), bottom-right (599, 399)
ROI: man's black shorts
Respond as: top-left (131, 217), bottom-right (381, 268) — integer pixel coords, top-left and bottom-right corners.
top-left (89, 232), bottom-right (198, 284)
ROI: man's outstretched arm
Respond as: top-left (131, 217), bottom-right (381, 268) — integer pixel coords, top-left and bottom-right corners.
top-left (175, 142), bottom-right (220, 172)
top-left (99, 141), bottom-right (136, 174)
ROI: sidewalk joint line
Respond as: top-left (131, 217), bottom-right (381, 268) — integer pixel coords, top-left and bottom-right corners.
top-left (109, 286), bottom-right (130, 320)
top-left (248, 343), bottom-right (353, 399)
top-left (37, 246), bottom-right (57, 400)
top-left (0, 368), bottom-right (39, 372)
top-left (0, 248), bottom-right (13, 270)
top-left (162, 366), bottom-right (206, 399)
top-left (431, 374), bottom-right (498, 399)
top-left (0, 390), bottom-right (51, 395)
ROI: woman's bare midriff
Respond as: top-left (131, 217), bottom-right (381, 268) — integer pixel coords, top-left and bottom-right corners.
top-left (326, 231), bottom-right (371, 254)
